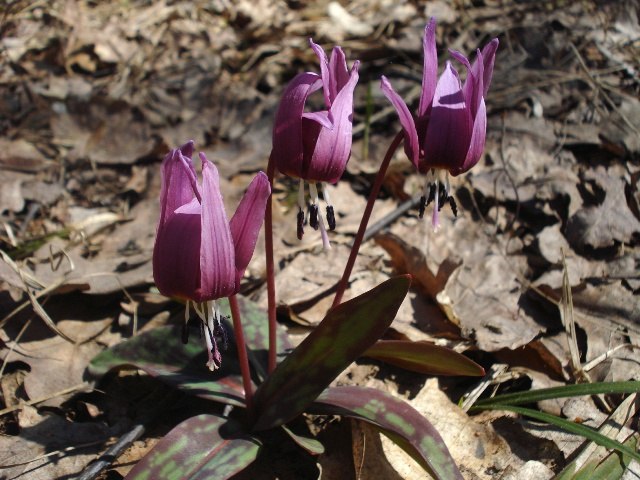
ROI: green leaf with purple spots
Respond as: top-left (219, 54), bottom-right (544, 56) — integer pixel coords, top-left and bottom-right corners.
top-left (125, 414), bottom-right (261, 480)
top-left (311, 387), bottom-right (463, 480)
top-left (364, 340), bottom-right (485, 376)
top-left (88, 326), bottom-right (246, 407)
top-left (252, 275), bottom-right (411, 431)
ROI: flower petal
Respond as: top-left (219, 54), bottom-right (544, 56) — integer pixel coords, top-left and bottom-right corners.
top-left (304, 61), bottom-right (359, 183)
top-left (479, 38), bottom-right (499, 97)
top-left (272, 72), bottom-right (323, 179)
top-left (329, 46), bottom-right (350, 101)
top-left (158, 143), bottom-right (198, 228)
top-left (229, 171), bottom-right (271, 289)
top-left (199, 153), bottom-right (236, 300)
top-left (418, 17), bottom-right (438, 118)
top-left (153, 197), bottom-right (201, 300)
top-left (450, 48), bottom-right (483, 118)
top-left (423, 62), bottom-right (472, 172)
top-left (454, 96), bottom-right (486, 176)
top-left (309, 39), bottom-right (333, 108)
top-left (380, 75), bottom-right (420, 168)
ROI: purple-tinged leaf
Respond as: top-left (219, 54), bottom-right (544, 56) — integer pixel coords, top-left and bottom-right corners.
top-left (311, 387), bottom-right (463, 480)
top-left (88, 326), bottom-right (246, 407)
top-left (126, 414), bottom-right (260, 480)
top-left (364, 340), bottom-right (484, 376)
top-left (252, 275), bottom-right (411, 431)
top-left (281, 424), bottom-right (325, 455)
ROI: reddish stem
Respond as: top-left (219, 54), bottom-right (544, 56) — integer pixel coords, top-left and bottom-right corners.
top-left (332, 131), bottom-right (404, 307)
top-left (229, 294), bottom-right (254, 412)
top-left (265, 154), bottom-right (277, 373)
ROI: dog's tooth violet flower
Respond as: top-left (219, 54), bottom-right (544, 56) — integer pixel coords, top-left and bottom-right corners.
top-left (272, 39), bottom-right (359, 248)
top-left (153, 141), bottom-right (270, 370)
top-left (381, 17), bottom-right (498, 229)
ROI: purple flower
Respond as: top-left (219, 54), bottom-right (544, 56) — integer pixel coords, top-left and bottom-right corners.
top-left (272, 39), bottom-right (359, 247)
top-left (381, 18), bottom-right (498, 228)
top-left (153, 141), bottom-right (270, 369)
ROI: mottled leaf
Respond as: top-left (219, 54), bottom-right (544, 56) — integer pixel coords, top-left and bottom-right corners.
top-left (126, 414), bottom-right (261, 480)
top-left (363, 340), bottom-right (485, 376)
top-left (88, 326), bottom-right (246, 407)
top-left (252, 275), bottom-right (411, 431)
top-left (311, 386), bottom-right (463, 480)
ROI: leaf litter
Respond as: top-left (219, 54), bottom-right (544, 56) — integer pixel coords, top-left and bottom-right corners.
top-left (1, 0), bottom-right (639, 478)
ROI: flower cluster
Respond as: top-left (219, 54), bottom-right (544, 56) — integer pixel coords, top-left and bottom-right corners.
top-left (153, 19), bottom-right (498, 368)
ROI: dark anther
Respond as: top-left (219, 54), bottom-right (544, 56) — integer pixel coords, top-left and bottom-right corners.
top-left (437, 182), bottom-right (447, 211)
top-left (418, 195), bottom-right (427, 218)
top-left (309, 204), bottom-right (319, 230)
top-left (426, 184), bottom-right (436, 206)
top-left (214, 314), bottom-right (229, 351)
top-left (181, 319), bottom-right (190, 344)
top-left (297, 208), bottom-right (305, 240)
top-left (326, 206), bottom-right (336, 230)
top-left (449, 196), bottom-right (458, 217)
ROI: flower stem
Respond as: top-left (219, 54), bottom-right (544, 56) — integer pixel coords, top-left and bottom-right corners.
top-left (229, 294), bottom-right (254, 412)
top-left (265, 153), bottom-right (277, 373)
top-left (332, 131), bottom-right (404, 307)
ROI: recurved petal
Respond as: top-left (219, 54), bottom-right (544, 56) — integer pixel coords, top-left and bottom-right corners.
top-left (451, 48), bottom-right (484, 118)
top-left (158, 144), bottom-right (198, 229)
top-left (380, 76), bottom-right (420, 168)
top-left (153, 198), bottom-right (201, 300)
top-left (305, 61), bottom-right (359, 183)
top-left (454, 96), bottom-right (487, 176)
top-left (418, 17), bottom-right (438, 118)
top-left (329, 46), bottom-right (350, 101)
top-left (423, 62), bottom-right (472, 172)
top-left (229, 171), bottom-right (271, 289)
top-left (309, 39), bottom-right (333, 108)
top-left (198, 153), bottom-right (236, 300)
top-left (272, 72), bottom-right (323, 178)
top-left (480, 38), bottom-right (499, 97)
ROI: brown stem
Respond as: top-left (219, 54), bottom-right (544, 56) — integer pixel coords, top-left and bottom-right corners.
top-left (332, 131), bottom-right (404, 307)
top-left (229, 294), bottom-right (254, 412)
top-left (265, 154), bottom-right (277, 373)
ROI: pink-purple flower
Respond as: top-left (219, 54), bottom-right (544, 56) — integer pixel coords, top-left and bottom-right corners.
top-left (381, 18), bottom-right (498, 228)
top-left (153, 141), bottom-right (270, 370)
top-left (272, 39), bottom-right (359, 247)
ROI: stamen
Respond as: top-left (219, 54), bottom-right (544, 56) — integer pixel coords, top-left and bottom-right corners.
top-left (309, 204), bottom-right (319, 230)
top-left (449, 196), bottom-right (458, 217)
top-left (432, 179), bottom-right (441, 231)
top-left (437, 182), bottom-right (447, 211)
top-left (426, 184), bottom-right (436, 206)
top-left (182, 301), bottom-right (191, 344)
top-left (297, 208), bottom-right (305, 240)
top-left (309, 183), bottom-right (320, 230)
top-left (419, 196), bottom-right (427, 218)
top-left (321, 183), bottom-right (336, 230)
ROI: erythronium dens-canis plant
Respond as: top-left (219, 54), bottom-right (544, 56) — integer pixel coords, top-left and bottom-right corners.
top-left (89, 20), bottom-right (494, 479)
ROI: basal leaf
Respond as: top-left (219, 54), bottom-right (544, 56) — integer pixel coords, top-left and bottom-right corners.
top-left (364, 340), bottom-right (485, 376)
top-left (311, 386), bottom-right (463, 480)
top-left (281, 424), bottom-right (325, 455)
top-left (252, 275), bottom-right (411, 431)
top-left (125, 414), bottom-right (261, 480)
top-left (88, 326), bottom-right (246, 407)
